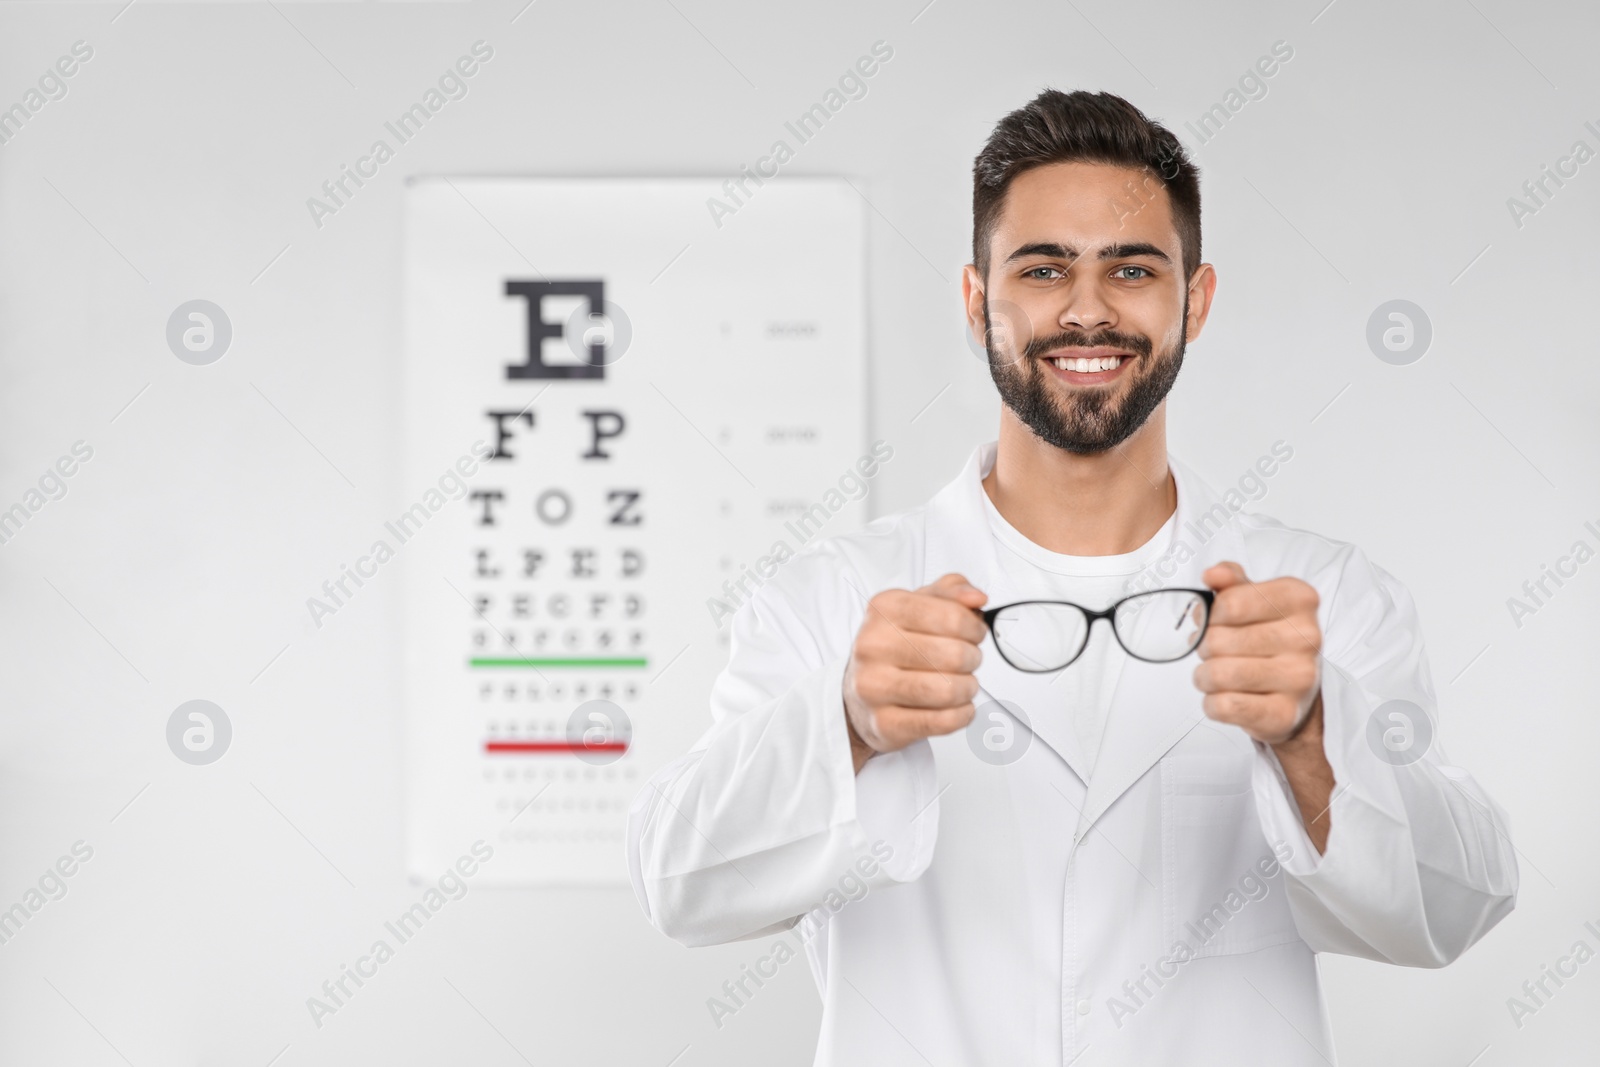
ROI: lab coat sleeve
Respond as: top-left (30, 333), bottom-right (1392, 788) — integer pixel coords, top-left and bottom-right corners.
top-left (626, 547), bottom-right (941, 948)
top-left (1249, 543), bottom-right (1519, 967)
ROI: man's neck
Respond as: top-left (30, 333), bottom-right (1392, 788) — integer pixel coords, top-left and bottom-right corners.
top-left (980, 407), bottom-right (1175, 557)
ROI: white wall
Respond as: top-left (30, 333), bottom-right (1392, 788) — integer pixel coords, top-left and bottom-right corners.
top-left (1, 0), bottom-right (1596, 1063)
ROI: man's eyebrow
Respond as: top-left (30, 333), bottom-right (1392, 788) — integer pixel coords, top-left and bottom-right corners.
top-left (1003, 241), bottom-right (1172, 265)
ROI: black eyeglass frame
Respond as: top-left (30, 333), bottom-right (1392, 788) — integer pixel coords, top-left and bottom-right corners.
top-left (978, 587), bottom-right (1217, 673)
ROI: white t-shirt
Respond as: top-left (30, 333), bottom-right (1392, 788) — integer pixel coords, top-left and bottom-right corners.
top-left (977, 485), bottom-right (1177, 781)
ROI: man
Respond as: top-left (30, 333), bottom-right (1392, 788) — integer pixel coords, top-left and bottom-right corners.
top-left (627, 90), bottom-right (1517, 1065)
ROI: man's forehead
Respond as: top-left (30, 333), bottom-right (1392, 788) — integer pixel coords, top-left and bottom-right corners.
top-left (993, 160), bottom-right (1177, 258)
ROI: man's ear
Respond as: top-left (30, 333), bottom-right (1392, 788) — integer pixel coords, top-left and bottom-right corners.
top-left (1185, 263), bottom-right (1218, 344)
top-left (961, 263), bottom-right (985, 340)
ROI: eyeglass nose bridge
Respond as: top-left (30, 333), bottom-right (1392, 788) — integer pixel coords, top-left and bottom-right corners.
top-left (1064, 604), bottom-right (1118, 667)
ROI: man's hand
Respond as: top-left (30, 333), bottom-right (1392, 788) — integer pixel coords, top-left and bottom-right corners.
top-left (843, 573), bottom-right (988, 775)
top-left (1195, 561), bottom-right (1336, 852)
top-left (1193, 562), bottom-right (1323, 745)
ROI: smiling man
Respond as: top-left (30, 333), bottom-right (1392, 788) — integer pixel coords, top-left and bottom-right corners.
top-left (628, 90), bottom-right (1517, 1065)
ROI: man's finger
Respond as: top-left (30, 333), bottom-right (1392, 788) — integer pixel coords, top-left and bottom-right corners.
top-left (1197, 617), bottom-right (1320, 659)
top-left (1193, 654), bottom-right (1309, 695)
top-left (859, 630), bottom-right (983, 674)
top-left (1201, 690), bottom-right (1299, 733)
top-left (873, 588), bottom-right (988, 644)
top-left (1209, 577), bottom-right (1319, 626)
top-left (875, 702), bottom-right (978, 742)
top-left (882, 668), bottom-right (980, 710)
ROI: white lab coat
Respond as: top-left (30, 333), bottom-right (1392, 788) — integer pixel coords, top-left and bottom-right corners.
top-left (627, 441), bottom-right (1518, 1066)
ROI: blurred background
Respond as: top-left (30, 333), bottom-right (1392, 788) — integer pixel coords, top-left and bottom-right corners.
top-left (0, 0), bottom-right (1596, 1063)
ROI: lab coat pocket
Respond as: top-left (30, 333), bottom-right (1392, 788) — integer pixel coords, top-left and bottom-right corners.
top-left (1161, 751), bottom-right (1303, 960)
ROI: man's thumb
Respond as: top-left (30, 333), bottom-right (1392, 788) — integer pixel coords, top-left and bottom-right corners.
top-left (1203, 560), bottom-right (1249, 590)
top-left (922, 572), bottom-right (988, 605)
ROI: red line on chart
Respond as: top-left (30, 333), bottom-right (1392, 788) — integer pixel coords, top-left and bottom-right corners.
top-left (484, 740), bottom-right (629, 754)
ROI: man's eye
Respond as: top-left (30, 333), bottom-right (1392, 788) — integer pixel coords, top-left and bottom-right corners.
top-left (1025, 266), bottom-right (1063, 280)
top-left (1115, 266), bottom-right (1151, 280)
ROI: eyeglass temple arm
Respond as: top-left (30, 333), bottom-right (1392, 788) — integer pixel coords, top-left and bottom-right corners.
top-left (1174, 588), bottom-right (1216, 630)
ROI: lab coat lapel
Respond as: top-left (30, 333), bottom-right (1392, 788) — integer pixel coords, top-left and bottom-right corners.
top-left (1070, 455), bottom-right (1254, 843)
top-left (921, 442), bottom-right (1092, 782)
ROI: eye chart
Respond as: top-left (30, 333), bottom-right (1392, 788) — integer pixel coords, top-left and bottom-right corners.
top-left (402, 178), bottom-right (865, 884)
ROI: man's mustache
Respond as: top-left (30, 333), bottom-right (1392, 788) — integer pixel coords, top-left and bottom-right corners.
top-left (1023, 330), bottom-right (1153, 361)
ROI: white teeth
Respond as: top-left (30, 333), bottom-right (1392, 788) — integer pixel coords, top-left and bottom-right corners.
top-left (1053, 356), bottom-right (1123, 372)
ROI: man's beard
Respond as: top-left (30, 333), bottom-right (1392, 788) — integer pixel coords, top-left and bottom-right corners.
top-left (984, 295), bottom-right (1188, 455)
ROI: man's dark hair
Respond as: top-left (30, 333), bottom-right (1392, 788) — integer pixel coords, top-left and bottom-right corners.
top-left (972, 90), bottom-right (1201, 282)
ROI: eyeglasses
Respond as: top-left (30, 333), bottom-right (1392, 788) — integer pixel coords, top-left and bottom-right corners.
top-left (979, 588), bottom-right (1216, 673)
